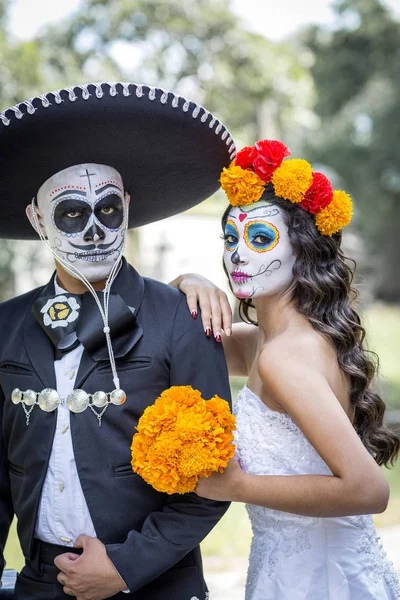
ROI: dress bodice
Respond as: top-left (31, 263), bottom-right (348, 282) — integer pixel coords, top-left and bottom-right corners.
top-left (234, 385), bottom-right (332, 478)
top-left (233, 386), bottom-right (400, 600)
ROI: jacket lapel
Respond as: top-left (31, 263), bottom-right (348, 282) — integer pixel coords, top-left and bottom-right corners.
top-left (112, 258), bottom-right (145, 321)
top-left (74, 349), bottom-right (97, 389)
top-left (23, 278), bottom-right (57, 390)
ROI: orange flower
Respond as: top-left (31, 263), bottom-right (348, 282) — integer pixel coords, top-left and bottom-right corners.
top-left (271, 158), bottom-right (313, 204)
top-left (220, 163), bottom-right (266, 206)
top-left (221, 138), bottom-right (353, 235)
top-left (131, 386), bottom-right (236, 494)
top-left (315, 190), bottom-right (353, 236)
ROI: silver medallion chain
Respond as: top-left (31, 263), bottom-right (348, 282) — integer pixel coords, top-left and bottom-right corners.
top-left (11, 387), bottom-right (126, 427)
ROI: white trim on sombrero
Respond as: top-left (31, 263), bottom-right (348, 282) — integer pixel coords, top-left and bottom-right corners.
top-left (0, 81), bottom-right (237, 159)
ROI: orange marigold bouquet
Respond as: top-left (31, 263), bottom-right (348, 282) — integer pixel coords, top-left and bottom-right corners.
top-left (131, 385), bottom-right (236, 494)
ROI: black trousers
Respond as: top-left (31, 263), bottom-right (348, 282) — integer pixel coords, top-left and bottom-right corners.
top-left (13, 540), bottom-right (207, 600)
top-left (14, 540), bottom-right (132, 600)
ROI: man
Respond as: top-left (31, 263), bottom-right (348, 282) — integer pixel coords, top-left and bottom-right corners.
top-left (0, 82), bottom-right (235, 599)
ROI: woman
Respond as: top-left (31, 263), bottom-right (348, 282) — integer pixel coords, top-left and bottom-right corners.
top-left (171, 140), bottom-right (400, 599)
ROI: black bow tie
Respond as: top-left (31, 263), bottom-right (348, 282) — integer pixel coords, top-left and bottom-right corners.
top-left (32, 290), bottom-right (141, 361)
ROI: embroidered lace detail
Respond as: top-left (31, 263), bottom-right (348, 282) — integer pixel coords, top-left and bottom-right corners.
top-left (350, 515), bottom-right (400, 597)
top-left (234, 386), bottom-right (400, 599)
top-left (247, 508), bottom-right (317, 575)
top-left (234, 385), bottom-right (325, 597)
top-left (245, 508), bottom-right (318, 598)
top-left (0, 83), bottom-right (236, 158)
top-left (234, 386), bottom-right (331, 477)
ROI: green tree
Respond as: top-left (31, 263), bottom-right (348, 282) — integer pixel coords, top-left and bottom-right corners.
top-left (302, 0), bottom-right (400, 301)
top-left (37, 0), bottom-right (312, 144)
top-left (0, 0), bottom-right (45, 300)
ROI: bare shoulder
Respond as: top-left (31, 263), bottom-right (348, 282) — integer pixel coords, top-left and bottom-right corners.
top-left (259, 329), bottom-right (335, 379)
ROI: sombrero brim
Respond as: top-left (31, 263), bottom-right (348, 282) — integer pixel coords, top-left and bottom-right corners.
top-left (0, 82), bottom-right (236, 240)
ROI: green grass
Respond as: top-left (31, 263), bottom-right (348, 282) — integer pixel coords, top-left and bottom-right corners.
top-left (3, 303), bottom-right (400, 570)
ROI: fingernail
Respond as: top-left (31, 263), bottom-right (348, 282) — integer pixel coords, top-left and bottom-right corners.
top-left (225, 328), bottom-right (232, 336)
top-left (205, 327), bottom-right (211, 337)
top-left (215, 333), bottom-right (222, 343)
top-left (191, 310), bottom-right (197, 319)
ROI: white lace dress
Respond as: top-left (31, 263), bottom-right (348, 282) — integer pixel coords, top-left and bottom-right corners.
top-left (234, 386), bottom-right (400, 600)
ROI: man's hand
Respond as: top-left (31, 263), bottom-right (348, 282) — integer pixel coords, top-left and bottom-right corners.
top-left (55, 535), bottom-right (127, 599)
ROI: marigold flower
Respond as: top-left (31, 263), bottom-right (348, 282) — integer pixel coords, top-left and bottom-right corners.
top-left (300, 172), bottom-right (333, 214)
top-left (253, 139), bottom-right (290, 182)
top-left (271, 158), bottom-right (313, 204)
top-left (131, 386), bottom-right (236, 495)
top-left (315, 190), bottom-right (353, 236)
top-left (220, 163), bottom-right (266, 206)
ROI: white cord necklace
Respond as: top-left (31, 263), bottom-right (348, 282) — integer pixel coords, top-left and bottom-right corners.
top-left (11, 196), bottom-right (131, 427)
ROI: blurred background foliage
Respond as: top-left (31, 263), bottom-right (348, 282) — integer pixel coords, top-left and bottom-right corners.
top-left (302, 0), bottom-right (400, 302)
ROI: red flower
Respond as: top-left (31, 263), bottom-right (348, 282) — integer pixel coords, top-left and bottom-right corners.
top-left (235, 146), bottom-right (258, 170)
top-left (300, 172), bottom-right (333, 214)
top-left (253, 140), bottom-right (290, 182)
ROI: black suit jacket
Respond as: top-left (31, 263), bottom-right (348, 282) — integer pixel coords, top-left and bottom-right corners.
top-left (0, 260), bottom-right (231, 598)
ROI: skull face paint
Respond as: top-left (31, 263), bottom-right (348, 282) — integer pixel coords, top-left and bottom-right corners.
top-left (36, 164), bottom-right (127, 281)
top-left (223, 202), bottom-right (296, 299)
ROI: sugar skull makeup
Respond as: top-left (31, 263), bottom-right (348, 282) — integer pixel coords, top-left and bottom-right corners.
top-left (33, 164), bottom-right (128, 281)
top-left (223, 202), bottom-right (296, 299)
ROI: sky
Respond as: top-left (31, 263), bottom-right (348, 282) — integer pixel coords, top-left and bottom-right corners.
top-left (8, 0), bottom-right (400, 42)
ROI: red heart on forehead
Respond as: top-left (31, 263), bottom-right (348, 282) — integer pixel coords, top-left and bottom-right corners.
top-left (239, 213), bottom-right (247, 222)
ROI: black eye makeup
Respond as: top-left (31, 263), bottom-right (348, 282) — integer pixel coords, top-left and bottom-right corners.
top-left (94, 194), bottom-right (123, 229)
top-left (53, 199), bottom-right (92, 234)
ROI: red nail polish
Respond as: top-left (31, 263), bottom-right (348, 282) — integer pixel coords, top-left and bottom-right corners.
top-left (191, 310), bottom-right (197, 319)
top-left (205, 327), bottom-right (211, 337)
top-left (215, 334), bottom-right (222, 343)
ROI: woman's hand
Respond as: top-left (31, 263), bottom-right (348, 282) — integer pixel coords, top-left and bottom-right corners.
top-left (170, 273), bottom-right (232, 341)
top-left (195, 457), bottom-right (246, 502)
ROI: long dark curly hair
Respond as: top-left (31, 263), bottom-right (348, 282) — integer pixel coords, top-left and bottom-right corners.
top-left (222, 184), bottom-right (399, 467)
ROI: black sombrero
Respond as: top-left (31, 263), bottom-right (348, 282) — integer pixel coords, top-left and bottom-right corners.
top-left (0, 82), bottom-right (236, 240)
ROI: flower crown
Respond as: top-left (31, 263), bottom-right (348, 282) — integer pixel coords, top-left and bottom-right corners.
top-left (220, 139), bottom-right (353, 236)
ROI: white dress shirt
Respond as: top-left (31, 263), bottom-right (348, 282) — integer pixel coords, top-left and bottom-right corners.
top-left (35, 279), bottom-right (97, 546)
top-left (35, 278), bottom-right (129, 592)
